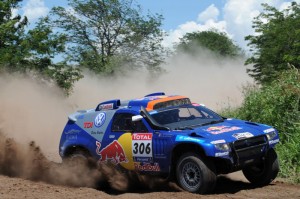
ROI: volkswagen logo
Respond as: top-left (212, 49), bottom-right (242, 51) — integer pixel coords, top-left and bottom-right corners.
top-left (95, 112), bottom-right (106, 127)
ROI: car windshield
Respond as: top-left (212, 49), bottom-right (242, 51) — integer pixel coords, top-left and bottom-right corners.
top-left (150, 104), bottom-right (223, 130)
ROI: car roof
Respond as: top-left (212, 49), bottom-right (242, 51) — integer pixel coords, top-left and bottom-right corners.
top-left (96, 93), bottom-right (190, 113)
top-left (128, 95), bottom-right (188, 110)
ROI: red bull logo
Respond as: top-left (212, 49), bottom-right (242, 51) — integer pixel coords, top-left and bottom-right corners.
top-left (206, 126), bottom-right (242, 135)
top-left (206, 126), bottom-right (227, 131)
top-left (96, 140), bottom-right (128, 164)
top-left (134, 162), bottom-right (160, 172)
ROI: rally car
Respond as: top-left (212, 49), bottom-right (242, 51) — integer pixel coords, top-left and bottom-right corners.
top-left (59, 92), bottom-right (280, 194)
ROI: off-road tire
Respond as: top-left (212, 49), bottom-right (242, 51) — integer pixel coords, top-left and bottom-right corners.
top-left (63, 150), bottom-right (91, 168)
top-left (176, 152), bottom-right (216, 194)
top-left (242, 148), bottom-right (279, 186)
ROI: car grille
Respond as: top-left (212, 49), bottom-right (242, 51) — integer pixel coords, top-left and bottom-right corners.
top-left (232, 135), bottom-right (268, 159)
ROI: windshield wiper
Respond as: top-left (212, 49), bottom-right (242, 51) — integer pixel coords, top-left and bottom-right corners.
top-left (174, 126), bottom-right (194, 130)
top-left (174, 119), bottom-right (224, 130)
top-left (201, 119), bottom-right (224, 126)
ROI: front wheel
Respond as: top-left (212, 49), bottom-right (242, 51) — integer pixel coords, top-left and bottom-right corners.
top-left (176, 153), bottom-right (216, 194)
top-left (242, 148), bottom-right (279, 186)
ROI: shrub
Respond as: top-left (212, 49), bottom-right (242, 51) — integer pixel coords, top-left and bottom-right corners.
top-left (221, 67), bottom-right (300, 182)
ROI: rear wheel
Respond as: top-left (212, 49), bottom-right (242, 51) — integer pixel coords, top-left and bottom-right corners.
top-left (242, 148), bottom-right (279, 186)
top-left (176, 153), bottom-right (216, 194)
top-left (63, 149), bottom-right (92, 168)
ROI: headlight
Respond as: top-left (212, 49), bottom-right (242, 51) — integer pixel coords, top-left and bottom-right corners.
top-left (214, 143), bottom-right (230, 151)
top-left (266, 131), bottom-right (277, 140)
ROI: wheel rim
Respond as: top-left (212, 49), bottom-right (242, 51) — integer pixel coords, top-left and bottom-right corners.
top-left (181, 161), bottom-right (201, 190)
top-left (248, 161), bottom-right (266, 176)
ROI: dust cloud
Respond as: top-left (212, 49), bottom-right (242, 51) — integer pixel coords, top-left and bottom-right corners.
top-left (0, 50), bottom-right (251, 191)
top-left (0, 132), bottom-right (180, 192)
top-left (70, 49), bottom-right (252, 111)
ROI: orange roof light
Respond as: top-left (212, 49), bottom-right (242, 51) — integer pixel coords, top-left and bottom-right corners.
top-left (146, 96), bottom-right (189, 110)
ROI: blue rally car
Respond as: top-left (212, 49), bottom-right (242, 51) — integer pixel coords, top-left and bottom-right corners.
top-left (59, 92), bottom-right (280, 194)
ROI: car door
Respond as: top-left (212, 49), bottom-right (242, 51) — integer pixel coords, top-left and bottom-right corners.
top-left (98, 111), bottom-right (157, 172)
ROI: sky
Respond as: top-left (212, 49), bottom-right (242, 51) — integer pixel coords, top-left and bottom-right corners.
top-left (19, 0), bottom-right (298, 50)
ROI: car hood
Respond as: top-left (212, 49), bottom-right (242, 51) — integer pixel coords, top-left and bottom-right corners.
top-left (191, 119), bottom-right (272, 142)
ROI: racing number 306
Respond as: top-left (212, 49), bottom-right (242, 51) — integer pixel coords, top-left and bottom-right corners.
top-left (132, 133), bottom-right (153, 157)
top-left (133, 142), bottom-right (151, 155)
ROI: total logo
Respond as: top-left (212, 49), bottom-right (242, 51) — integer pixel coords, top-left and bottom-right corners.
top-left (95, 112), bottom-right (106, 127)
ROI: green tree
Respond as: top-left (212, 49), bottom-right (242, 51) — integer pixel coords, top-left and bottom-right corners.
top-left (0, 0), bottom-right (82, 94)
top-left (245, 2), bottom-right (300, 84)
top-left (176, 30), bottom-right (243, 57)
top-left (47, 0), bottom-right (166, 74)
top-left (23, 18), bottom-right (83, 94)
top-left (0, 0), bottom-right (28, 71)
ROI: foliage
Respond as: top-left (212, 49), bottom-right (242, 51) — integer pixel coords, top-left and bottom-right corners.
top-left (0, 1), bottom-right (82, 94)
top-left (176, 30), bottom-right (243, 57)
top-left (221, 67), bottom-right (300, 183)
top-left (0, 0), bottom-right (28, 70)
top-left (245, 2), bottom-right (300, 84)
top-left (24, 18), bottom-right (83, 94)
top-left (47, 0), bottom-right (166, 74)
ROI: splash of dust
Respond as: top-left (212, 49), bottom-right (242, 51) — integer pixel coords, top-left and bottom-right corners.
top-left (0, 132), bottom-right (179, 192)
top-left (0, 132), bottom-right (100, 187)
top-left (70, 50), bottom-right (253, 111)
top-left (0, 50), bottom-right (252, 192)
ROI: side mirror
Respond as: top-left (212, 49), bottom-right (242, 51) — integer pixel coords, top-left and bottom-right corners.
top-left (132, 115), bottom-right (143, 122)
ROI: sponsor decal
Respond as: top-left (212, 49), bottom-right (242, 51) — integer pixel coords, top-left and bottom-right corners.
top-left (211, 139), bottom-right (226, 144)
top-left (232, 132), bottom-right (254, 140)
top-left (132, 133), bottom-right (152, 158)
top-left (96, 140), bottom-right (128, 164)
top-left (175, 135), bottom-right (205, 143)
top-left (64, 129), bottom-right (80, 134)
top-left (215, 152), bottom-right (229, 157)
top-left (269, 139), bottom-right (279, 145)
top-left (91, 131), bottom-right (103, 135)
top-left (132, 133), bottom-right (152, 140)
top-left (264, 128), bottom-right (275, 133)
top-left (66, 135), bottom-right (77, 140)
top-left (84, 122), bottom-right (93, 128)
top-left (100, 103), bottom-right (114, 110)
top-left (206, 126), bottom-right (227, 131)
top-left (95, 113), bottom-right (106, 127)
top-left (96, 141), bottom-right (101, 154)
top-left (206, 126), bottom-right (242, 135)
top-left (133, 157), bottom-right (152, 162)
top-left (134, 162), bottom-right (160, 172)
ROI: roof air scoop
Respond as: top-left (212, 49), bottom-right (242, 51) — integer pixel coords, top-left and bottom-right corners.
top-left (96, 99), bottom-right (121, 111)
top-left (144, 92), bottom-right (165, 97)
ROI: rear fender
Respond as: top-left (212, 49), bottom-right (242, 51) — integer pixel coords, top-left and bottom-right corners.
top-left (60, 138), bottom-right (94, 158)
top-left (59, 122), bottom-right (97, 158)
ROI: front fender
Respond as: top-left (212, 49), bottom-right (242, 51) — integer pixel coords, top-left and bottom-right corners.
top-left (174, 135), bottom-right (215, 157)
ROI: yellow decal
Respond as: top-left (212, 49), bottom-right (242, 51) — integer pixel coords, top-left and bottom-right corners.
top-left (117, 133), bottom-right (134, 170)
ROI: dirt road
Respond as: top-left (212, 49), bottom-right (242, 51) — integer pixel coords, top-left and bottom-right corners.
top-left (0, 134), bottom-right (299, 198)
top-left (0, 172), bottom-right (299, 199)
